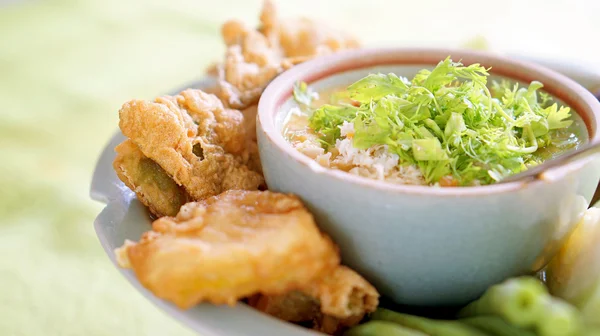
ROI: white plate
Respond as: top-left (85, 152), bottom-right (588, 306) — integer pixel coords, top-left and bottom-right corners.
top-left (90, 57), bottom-right (600, 336)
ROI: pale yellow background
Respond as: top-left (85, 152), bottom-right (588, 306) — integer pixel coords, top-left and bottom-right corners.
top-left (0, 0), bottom-right (597, 335)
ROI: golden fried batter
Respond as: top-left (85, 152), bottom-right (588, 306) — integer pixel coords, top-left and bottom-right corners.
top-left (250, 266), bottom-right (379, 335)
top-left (306, 265), bottom-right (379, 319)
top-left (217, 44), bottom-right (286, 109)
top-left (241, 104), bottom-right (258, 142)
top-left (217, 0), bottom-right (359, 109)
top-left (118, 89), bottom-right (264, 202)
top-left (178, 90), bottom-right (249, 156)
top-left (113, 140), bottom-right (192, 217)
top-left (248, 291), bottom-right (320, 323)
top-left (116, 190), bottom-right (340, 309)
top-left (238, 104), bottom-right (262, 174)
top-left (262, 0), bottom-right (360, 58)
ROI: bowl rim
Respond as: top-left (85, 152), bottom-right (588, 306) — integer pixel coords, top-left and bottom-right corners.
top-left (258, 47), bottom-right (600, 196)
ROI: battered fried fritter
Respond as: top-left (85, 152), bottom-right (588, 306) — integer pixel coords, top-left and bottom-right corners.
top-left (250, 266), bottom-right (379, 335)
top-left (241, 104), bottom-right (258, 142)
top-left (113, 140), bottom-right (192, 217)
top-left (217, 0), bottom-right (359, 109)
top-left (307, 265), bottom-right (379, 319)
top-left (217, 44), bottom-right (287, 110)
top-left (238, 104), bottom-right (263, 174)
top-left (263, 1), bottom-right (360, 58)
top-left (118, 89), bottom-right (264, 202)
top-left (116, 190), bottom-right (340, 309)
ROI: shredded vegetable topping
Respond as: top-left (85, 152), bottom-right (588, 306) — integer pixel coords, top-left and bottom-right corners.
top-left (302, 57), bottom-right (577, 186)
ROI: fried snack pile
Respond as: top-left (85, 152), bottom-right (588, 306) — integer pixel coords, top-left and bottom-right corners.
top-left (113, 0), bottom-right (360, 217)
top-left (249, 265), bottom-right (379, 334)
top-left (116, 190), bottom-right (340, 308)
top-left (116, 89), bottom-right (264, 217)
top-left (112, 1), bottom-right (374, 334)
top-left (217, 0), bottom-right (359, 109)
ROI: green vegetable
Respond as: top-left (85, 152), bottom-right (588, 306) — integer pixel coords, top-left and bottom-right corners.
top-left (459, 276), bottom-right (585, 336)
top-left (535, 297), bottom-right (583, 336)
top-left (138, 157), bottom-right (190, 216)
top-left (547, 104), bottom-right (573, 130)
top-left (547, 201), bottom-right (600, 328)
top-left (458, 277), bottom-right (548, 328)
top-left (293, 81), bottom-right (317, 107)
top-left (344, 320), bottom-right (428, 336)
top-left (306, 57), bottom-right (576, 185)
top-left (372, 308), bottom-right (490, 336)
top-left (412, 138), bottom-right (448, 161)
top-left (346, 73), bottom-right (408, 102)
top-left (309, 104), bottom-right (357, 148)
top-left (460, 316), bottom-right (535, 336)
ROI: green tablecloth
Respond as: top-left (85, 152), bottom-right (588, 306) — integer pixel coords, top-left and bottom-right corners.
top-left (0, 0), bottom-right (222, 334)
top-left (1, 0), bottom-right (597, 335)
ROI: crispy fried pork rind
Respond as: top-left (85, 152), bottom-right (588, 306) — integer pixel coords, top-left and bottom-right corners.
top-left (250, 265), bottom-right (379, 335)
top-left (116, 190), bottom-right (340, 309)
top-left (217, 0), bottom-right (359, 109)
top-left (113, 140), bottom-right (192, 217)
top-left (118, 89), bottom-right (264, 202)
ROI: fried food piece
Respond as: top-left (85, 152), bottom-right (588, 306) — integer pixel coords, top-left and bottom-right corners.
top-left (118, 89), bottom-right (264, 202)
top-left (241, 104), bottom-right (258, 142)
top-left (113, 140), bottom-right (192, 217)
top-left (306, 265), bottom-right (379, 319)
top-left (263, 1), bottom-right (360, 58)
top-left (217, 0), bottom-right (359, 109)
top-left (217, 44), bottom-right (287, 109)
top-left (239, 104), bottom-right (263, 173)
top-left (250, 265), bottom-right (379, 335)
top-left (116, 190), bottom-right (340, 309)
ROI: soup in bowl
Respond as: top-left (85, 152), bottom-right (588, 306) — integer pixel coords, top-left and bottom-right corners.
top-left (283, 58), bottom-right (588, 187)
top-left (257, 48), bottom-right (600, 306)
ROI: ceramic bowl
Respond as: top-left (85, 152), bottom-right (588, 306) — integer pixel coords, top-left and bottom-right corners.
top-left (257, 48), bottom-right (600, 306)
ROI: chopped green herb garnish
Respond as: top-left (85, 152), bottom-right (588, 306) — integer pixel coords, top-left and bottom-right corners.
top-left (309, 104), bottom-right (357, 148)
top-left (306, 57), bottom-right (576, 186)
top-left (293, 81), bottom-right (317, 107)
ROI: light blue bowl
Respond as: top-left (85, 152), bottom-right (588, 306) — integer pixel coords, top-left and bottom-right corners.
top-left (257, 48), bottom-right (600, 306)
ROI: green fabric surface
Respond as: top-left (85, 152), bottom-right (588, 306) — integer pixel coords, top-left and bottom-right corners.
top-left (1, 0), bottom-right (597, 335)
top-left (0, 0), bottom-right (226, 335)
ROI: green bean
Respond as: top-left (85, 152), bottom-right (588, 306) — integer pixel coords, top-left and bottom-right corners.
top-left (458, 276), bottom-right (548, 328)
top-left (344, 320), bottom-right (428, 336)
top-left (536, 297), bottom-right (583, 336)
top-left (372, 308), bottom-right (490, 336)
top-left (460, 316), bottom-right (536, 336)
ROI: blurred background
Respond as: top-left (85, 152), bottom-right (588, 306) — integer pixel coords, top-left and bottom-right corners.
top-left (0, 0), bottom-right (598, 335)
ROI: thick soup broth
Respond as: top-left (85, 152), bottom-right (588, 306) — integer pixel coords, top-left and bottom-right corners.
top-left (283, 68), bottom-right (587, 187)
